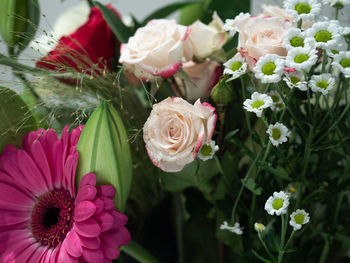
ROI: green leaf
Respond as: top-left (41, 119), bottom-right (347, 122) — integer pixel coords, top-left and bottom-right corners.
top-left (93, 1), bottom-right (131, 43)
top-left (264, 166), bottom-right (291, 181)
top-left (141, 1), bottom-right (200, 26)
top-left (0, 87), bottom-right (37, 153)
top-left (251, 250), bottom-right (273, 263)
top-left (121, 241), bottom-right (160, 263)
top-left (241, 178), bottom-right (262, 195)
top-left (76, 101), bottom-right (133, 212)
top-left (179, 2), bottom-right (203, 25)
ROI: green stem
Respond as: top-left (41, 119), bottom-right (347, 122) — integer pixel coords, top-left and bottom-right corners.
top-left (284, 231), bottom-right (295, 251)
top-left (335, 7), bottom-right (340, 20)
top-left (258, 233), bottom-right (276, 263)
top-left (297, 19), bottom-right (302, 29)
top-left (121, 241), bottom-right (160, 263)
top-left (318, 235), bottom-right (330, 263)
top-left (173, 193), bottom-right (185, 263)
top-left (278, 214), bottom-right (287, 263)
top-left (321, 50), bottom-right (328, 73)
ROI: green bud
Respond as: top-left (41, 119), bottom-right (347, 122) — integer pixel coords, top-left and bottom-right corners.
top-left (76, 101), bottom-right (133, 212)
top-left (0, 0), bottom-right (40, 56)
top-left (210, 78), bottom-right (234, 105)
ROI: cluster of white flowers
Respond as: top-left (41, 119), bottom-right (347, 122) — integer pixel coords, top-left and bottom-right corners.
top-left (220, 221), bottom-right (244, 235)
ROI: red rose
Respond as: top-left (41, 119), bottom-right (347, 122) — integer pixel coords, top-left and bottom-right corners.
top-left (36, 4), bottom-right (119, 73)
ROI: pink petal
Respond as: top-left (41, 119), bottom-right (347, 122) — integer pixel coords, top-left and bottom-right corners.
top-left (100, 227), bottom-right (131, 246)
top-left (75, 218), bottom-right (101, 237)
top-left (63, 152), bottom-right (78, 197)
top-left (0, 230), bottom-right (35, 262)
top-left (0, 209), bottom-right (30, 226)
top-left (79, 236), bottom-right (101, 250)
top-left (110, 210), bottom-right (128, 229)
top-left (63, 230), bottom-right (83, 257)
top-left (51, 141), bottom-right (64, 189)
top-left (97, 185), bottom-right (115, 198)
top-left (102, 245), bottom-right (120, 260)
top-left (17, 149), bottom-right (48, 195)
top-left (16, 243), bottom-right (48, 263)
top-left (58, 247), bottom-right (79, 263)
top-left (82, 248), bottom-right (104, 263)
top-left (94, 212), bottom-right (114, 232)
top-left (101, 197), bottom-right (114, 211)
top-left (0, 181), bottom-right (34, 210)
top-left (79, 173), bottom-right (97, 187)
top-left (74, 201), bottom-right (96, 222)
top-left (92, 198), bottom-right (104, 214)
top-left (75, 185), bottom-right (97, 204)
top-left (22, 128), bottom-right (45, 150)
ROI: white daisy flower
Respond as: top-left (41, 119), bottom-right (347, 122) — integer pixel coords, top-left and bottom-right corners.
top-left (222, 12), bottom-right (250, 33)
top-left (253, 54), bottom-right (285, 83)
top-left (309, 73), bottom-right (336, 95)
top-left (268, 91), bottom-right (285, 111)
top-left (322, 0), bottom-right (350, 7)
top-left (283, 71), bottom-right (308, 91)
top-left (332, 51), bottom-right (350, 78)
top-left (265, 191), bottom-right (290, 216)
top-left (243, 92), bottom-right (273, 118)
top-left (326, 38), bottom-right (347, 58)
top-left (341, 26), bottom-right (350, 38)
top-left (289, 209), bottom-right (310, 231)
top-left (283, 28), bottom-right (306, 50)
top-left (197, 140), bottom-right (219, 161)
top-left (254, 223), bottom-right (266, 233)
top-left (286, 47), bottom-right (318, 71)
top-left (220, 221), bottom-right (243, 235)
top-left (305, 21), bottom-right (341, 50)
top-left (283, 0), bottom-right (321, 21)
top-left (266, 122), bottom-right (291, 146)
top-left (223, 53), bottom-right (247, 80)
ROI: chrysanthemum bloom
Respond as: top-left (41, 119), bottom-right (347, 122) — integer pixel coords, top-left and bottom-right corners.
top-left (305, 21), bottom-right (341, 50)
top-left (268, 90), bottom-right (285, 111)
top-left (283, 28), bottom-right (306, 50)
top-left (289, 209), bottom-right (310, 230)
top-left (223, 53), bottom-right (247, 81)
top-left (283, 70), bottom-right (308, 91)
top-left (243, 92), bottom-right (273, 118)
top-left (264, 191), bottom-right (290, 215)
top-left (254, 223), bottom-right (266, 233)
top-left (197, 140), bottom-right (219, 161)
top-left (266, 122), bottom-right (291, 146)
top-left (285, 46), bottom-right (318, 71)
top-left (309, 73), bottom-right (336, 95)
top-left (0, 126), bottom-right (131, 262)
top-left (323, 0), bottom-right (350, 7)
top-left (332, 51), bottom-right (350, 78)
top-left (220, 221), bottom-right (243, 235)
top-left (254, 54), bottom-right (285, 83)
top-left (283, 0), bottom-right (321, 21)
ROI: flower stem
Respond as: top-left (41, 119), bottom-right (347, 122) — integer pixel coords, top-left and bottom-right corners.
top-left (278, 214), bottom-right (287, 263)
top-left (318, 235), bottom-right (330, 263)
top-left (258, 233), bottom-right (276, 263)
top-left (121, 241), bottom-right (160, 263)
top-left (284, 231), bottom-right (295, 251)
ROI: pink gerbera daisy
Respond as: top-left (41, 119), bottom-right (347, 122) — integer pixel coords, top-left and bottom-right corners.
top-left (0, 126), bottom-right (131, 262)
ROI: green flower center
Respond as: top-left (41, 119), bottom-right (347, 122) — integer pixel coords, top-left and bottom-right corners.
top-left (276, 103), bottom-right (285, 109)
top-left (331, 50), bottom-right (339, 55)
top-left (272, 128), bottom-right (282, 140)
top-left (262, 62), bottom-right (276, 75)
top-left (294, 54), bottom-right (309, 63)
top-left (251, 100), bottom-right (265, 109)
top-left (272, 198), bottom-right (284, 210)
top-left (290, 36), bottom-right (304, 47)
top-left (231, 61), bottom-right (242, 71)
top-left (200, 144), bottom-right (212, 156)
top-left (294, 213), bottom-right (305, 224)
top-left (314, 30), bottom-right (332, 43)
top-left (316, 81), bottom-right (329, 90)
top-left (340, 58), bottom-right (350, 68)
top-left (290, 76), bottom-right (301, 85)
top-left (295, 3), bottom-right (312, 14)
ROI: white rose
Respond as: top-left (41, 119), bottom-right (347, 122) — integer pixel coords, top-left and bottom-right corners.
top-left (189, 13), bottom-right (226, 59)
top-left (119, 19), bottom-right (192, 79)
top-left (143, 97), bottom-right (217, 172)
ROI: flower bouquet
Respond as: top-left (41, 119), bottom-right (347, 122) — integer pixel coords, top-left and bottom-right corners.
top-left (0, 0), bottom-right (350, 262)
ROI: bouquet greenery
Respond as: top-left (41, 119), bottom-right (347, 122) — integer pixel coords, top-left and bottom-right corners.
top-left (0, 0), bottom-right (350, 262)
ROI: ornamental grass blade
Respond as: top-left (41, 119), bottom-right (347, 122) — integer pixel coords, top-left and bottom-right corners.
top-left (76, 101), bottom-right (133, 212)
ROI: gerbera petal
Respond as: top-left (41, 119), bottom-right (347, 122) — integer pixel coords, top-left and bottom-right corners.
top-left (63, 230), bottom-right (83, 257)
top-left (82, 248), bottom-right (104, 263)
top-left (0, 181), bottom-right (34, 210)
top-left (0, 231), bottom-right (35, 262)
top-left (111, 210), bottom-right (128, 228)
top-left (80, 173), bottom-right (97, 187)
top-left (17, 149), bottom-right (48, 195)
top-left (101, 197), bottom-right (114, 211)
top-left (92, 198), bottom-right (104, 214)
top-left (79, 236), bottom-right (101, 250)
top-left (100, 227), bottom-right (131, 246)
top-left (63, 152), bottom-right (78, 197)
top-left (94, 212), bottom-right (114, 232)
top-left (75, 218), bottom-right (102, 237)
top-left (102, 245), bottom-right (120, 260)
top-left (96, 185), bottom-right (116, 198)
top-left (16, 243), bottom-right (48, 263)
top-left (58, 247), bottom-right (79, 263)
top-left (76, 185), bottom-right (97, 204)
top-left (74, 201), bottom-right (97, 222)
top-left (0, 209), bottom-right (30, 226)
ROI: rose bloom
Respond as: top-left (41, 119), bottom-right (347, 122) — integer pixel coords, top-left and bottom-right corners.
top-left (176, 59), bottom-right (222, 101)
top-left (36, 5), bottom-right (119, 73)
top-left (235, 14), bottom-right (291, 68)
top-left (119, 19), bottom-right (192, 80)
top-left (143, 97), bottom-right (217, 172)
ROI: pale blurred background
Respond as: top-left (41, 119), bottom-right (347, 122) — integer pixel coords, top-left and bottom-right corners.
top-left (0, 0), bottom-right (349, 90)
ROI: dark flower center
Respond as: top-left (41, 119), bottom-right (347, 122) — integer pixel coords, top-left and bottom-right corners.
top-left (30, 189), bottom-right (74, 247)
